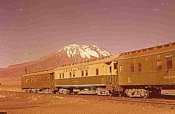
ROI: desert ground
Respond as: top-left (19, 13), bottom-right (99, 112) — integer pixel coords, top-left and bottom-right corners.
top-left (0, 86), bottom-right (175, 114)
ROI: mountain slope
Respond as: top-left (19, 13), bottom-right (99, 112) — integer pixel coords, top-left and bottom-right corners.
top-left (0, 44), bottom-right (112, 85)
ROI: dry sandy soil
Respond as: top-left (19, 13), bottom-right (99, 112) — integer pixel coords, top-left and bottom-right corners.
top-left (0, 85), bottom-right (21, 92)
top-left (0, 91), bottom-right (175, 114)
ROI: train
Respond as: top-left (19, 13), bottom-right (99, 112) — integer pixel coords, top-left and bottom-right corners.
top-left (21, 42), bottom-right (175, 98)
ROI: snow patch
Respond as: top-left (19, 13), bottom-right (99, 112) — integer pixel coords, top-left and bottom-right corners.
top-left (57, 44), bottom-right (111, 58)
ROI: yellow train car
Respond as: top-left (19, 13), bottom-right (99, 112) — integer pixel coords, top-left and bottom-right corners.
top-left (118, 42), bottom-right (175, 97)
top-left (54, 56), bottom-right (118, 95)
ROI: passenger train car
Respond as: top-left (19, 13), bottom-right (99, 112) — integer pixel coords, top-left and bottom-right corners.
top-left (21, 70), bottom-right (55, 93)
top-left (54, 56), bottom-right (118, 95)
top-left (21, 42), bottom-right (175, 98)
top-left (118, 42), bottom-right (175, 97)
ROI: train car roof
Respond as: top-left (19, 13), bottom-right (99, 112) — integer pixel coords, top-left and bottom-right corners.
top-left (55, 55), bottom-right (118, 70)
top-left (21, 55), bottom-right (118, 77)
top-left (119, 42), bottom-right (175, 59)
top-left (21, 69), bottom-right (55, 77)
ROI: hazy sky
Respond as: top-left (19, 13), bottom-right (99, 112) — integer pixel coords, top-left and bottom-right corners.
top-left (0, 0), bottom-right (175, 67)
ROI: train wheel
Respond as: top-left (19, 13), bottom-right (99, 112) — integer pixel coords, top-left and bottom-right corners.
top-left (35, 89), bottom-right (38, 93)
top-left (140, 89), bottom-right (150, 98)
top-left (97, 88), bottom-right (110, 95)
top-left (124, 89), bottom-right (150, 98)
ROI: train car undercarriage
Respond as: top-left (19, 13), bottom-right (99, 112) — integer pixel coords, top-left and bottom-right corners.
top-left (22, 84), bottom-right (175, 98)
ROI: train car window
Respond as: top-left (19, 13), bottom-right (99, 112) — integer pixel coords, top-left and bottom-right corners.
top-left (44, 77), bottom-right (46, 82)
top-left (52, 73), bottom-right (54, 79)
top-left (109, 66), bottom-right (112, 73)
top-left (60, 73), bottom-right (61, 79)
top-left (130, 64), bottom-right (134, 72)
top-left (114, 63), bottom-right (117, 69)
top-left (85, 70), bottom-right (88, 76)
top-left (96, 69), bottom-right (99, 75)
top-left (166, 57), bottom-right (173, 70)
top-left (51, 73), bottom-right (54, 79)
top-left (70, 72), bottom-right (72, 78)
top-left (26, 79), bottom-right (29, 83)
top-left (45, 77), bottom-right (47, 81)
top-left (48, 77), bottom-right (50, 81)
top-left (119, 65), bottom-right (123, 73)
top-left (73, 71), bottom-right (75, 77)
top-left (157, 60), bottom-right (163, 71)
top-left (137, 63), bottom-right (142, 72)
top-left (32, 78), bottom-right (35, 82)
top-left (62, 73), bottom-right (64, 78)
top-left (82, 71), bottom-right (84, 76)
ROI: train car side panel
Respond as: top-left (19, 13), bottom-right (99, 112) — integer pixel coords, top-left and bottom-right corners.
top-left (118, 43), bottom-right (175, 88)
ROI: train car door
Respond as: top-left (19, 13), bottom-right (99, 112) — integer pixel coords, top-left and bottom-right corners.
top-left (164, 56), bottom-right (174, 84)
top-left (50, 72), bottom-right (55, 89)
top-left (112, 61), bottom-right (118, 84)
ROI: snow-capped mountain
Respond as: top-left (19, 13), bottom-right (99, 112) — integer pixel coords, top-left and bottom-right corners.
top-left (0, 44), bottom-right (112, 85)
top-left (57, 44), bottom-right (112, 59)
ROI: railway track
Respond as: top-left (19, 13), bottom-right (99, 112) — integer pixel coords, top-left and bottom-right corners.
top-left (58, 94), bottom-right (175, 108)
top-left (22, 91), bottom-right (175, 108)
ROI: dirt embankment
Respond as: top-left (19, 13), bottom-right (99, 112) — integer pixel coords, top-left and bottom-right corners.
top-left (0, 91), bottom-right (175, 114)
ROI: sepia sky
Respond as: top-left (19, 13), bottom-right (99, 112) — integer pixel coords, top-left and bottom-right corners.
top-left (0, 0), bottom-right (175, 67)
